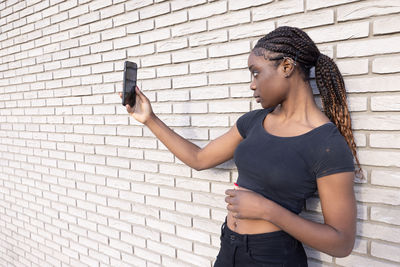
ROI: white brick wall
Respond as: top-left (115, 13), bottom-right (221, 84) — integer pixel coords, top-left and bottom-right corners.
top-left (1, 0), bottom-right (400, 266)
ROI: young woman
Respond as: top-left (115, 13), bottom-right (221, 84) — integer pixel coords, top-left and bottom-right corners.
top-left (121, 26), bottom-right (361, 266)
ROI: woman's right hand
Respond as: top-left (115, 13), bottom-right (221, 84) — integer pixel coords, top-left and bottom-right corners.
top-left (120, 86), bottom-right (154, 124)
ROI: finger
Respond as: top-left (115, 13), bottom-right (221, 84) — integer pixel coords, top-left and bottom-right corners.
top-left (226, 204), bottom-right (234, 212)
top-left (225, 189), bottom-right (235, 196)
top-left (225, 195), bottom-right (231, 204)
top-left (136, 86), bottom-right (147, 101)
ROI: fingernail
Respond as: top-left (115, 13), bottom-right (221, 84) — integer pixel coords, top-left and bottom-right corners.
top-left (234, 183), bottom-right (238, 187)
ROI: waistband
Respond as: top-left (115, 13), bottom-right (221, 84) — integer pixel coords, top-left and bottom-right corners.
top-left (221, 216), bottom-right (295, 243)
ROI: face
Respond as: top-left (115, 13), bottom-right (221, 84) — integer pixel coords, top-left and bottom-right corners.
top-left (247, 49), bottom-right (289, 109)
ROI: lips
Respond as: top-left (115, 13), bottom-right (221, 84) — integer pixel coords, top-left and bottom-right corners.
top-left (254, 95), bottom-right (261, 102)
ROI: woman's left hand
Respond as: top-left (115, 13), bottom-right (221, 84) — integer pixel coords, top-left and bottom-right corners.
top-left (225, 189), bottom-right (271, 220)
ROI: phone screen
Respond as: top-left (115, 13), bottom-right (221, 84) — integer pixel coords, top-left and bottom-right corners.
top-left (122, 61), bottom-right (137, 107)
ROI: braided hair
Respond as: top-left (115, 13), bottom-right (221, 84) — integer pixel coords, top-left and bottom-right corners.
top-left (254, 26), bottom-right (362, 178)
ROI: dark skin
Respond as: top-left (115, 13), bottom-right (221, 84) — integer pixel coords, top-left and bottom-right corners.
top-left (120, 49), bottom-right (356, 258)
top-left (226, 50), bottom-right (356, 257)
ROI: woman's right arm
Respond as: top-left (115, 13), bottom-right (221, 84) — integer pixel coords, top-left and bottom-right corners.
top-left (122, 86), bottom-right (244, 171)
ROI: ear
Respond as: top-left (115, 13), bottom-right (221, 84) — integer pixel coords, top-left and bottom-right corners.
top-left (281, 57), bottom-right (296, 78)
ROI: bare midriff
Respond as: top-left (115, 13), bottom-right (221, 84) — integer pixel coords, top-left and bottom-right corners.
top-left (226, 185), bottom-right (282, 234)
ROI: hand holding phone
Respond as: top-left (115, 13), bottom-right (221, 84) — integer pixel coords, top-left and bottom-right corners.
top-left (122, 61), bottom-right (137, 107)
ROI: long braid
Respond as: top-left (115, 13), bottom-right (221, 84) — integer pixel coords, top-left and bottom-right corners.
top-left (254, 26), bottom-right (362, 178)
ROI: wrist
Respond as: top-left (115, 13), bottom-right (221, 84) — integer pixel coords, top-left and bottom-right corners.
top-left (144, 112), bottom-right (157, 126)
top-left (261, 197), bottom-right (276, 222)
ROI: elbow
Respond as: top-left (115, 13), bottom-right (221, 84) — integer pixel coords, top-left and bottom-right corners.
top-left (334, 246), bottom-right (353, 258)
top-left (331, 238), bottom-right (355, 258)
top-left (193, 165), bottom-right (204, 171)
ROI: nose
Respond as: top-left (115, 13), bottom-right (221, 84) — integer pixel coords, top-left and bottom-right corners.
top-left (250, 78), bottom-right (256, 90)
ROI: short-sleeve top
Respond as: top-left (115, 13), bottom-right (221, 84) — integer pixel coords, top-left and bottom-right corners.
top-left (234, 107), bottom-right (355, 214)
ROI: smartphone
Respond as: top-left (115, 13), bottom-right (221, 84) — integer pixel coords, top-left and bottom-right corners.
top-left (122, 61), bottom-right (137, 107)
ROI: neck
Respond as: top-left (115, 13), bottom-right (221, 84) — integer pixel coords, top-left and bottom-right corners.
top-left (274, 77), bottom-right (320, 124)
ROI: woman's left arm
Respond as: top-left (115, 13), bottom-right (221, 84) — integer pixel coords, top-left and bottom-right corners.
top-left (225, 171), bottom-right (356, 257)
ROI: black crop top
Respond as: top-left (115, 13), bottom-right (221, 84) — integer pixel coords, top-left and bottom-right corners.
top-left (234, 107), bottom-right (355, 214)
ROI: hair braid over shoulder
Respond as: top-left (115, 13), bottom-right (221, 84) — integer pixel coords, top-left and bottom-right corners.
top-left (254, 26), bottom-right (362, 178)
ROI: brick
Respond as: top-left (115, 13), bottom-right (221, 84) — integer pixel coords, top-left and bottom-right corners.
top-left (355, 185), bottom-right (400, 205)
top-left (145, 150), bottom-right (174, 163)
top-left (371, 170), bottom-right (400, 188)
top-left (176, 249), bottom-right (211, 266)
top-left (141, 53), bottom-right (171, 67)
top-left (158, 89), bottom-right (189, 102)
top-left (347, 96), bottom-right (367, 112)
top-left (172, 48), bottom-right (207, 63)
top-left (209, 70), bottom-right (251, 85)
top-left (100, 3), bottom-right (124, 19)
top-left (208, 10), bottom-right (250, 30)
top-left (189, 30), bottom-right (228, 47)
top-left (88, 0), bottom-right (112, 11)
top-left (230, 84), bottom-right (253, 98)
top-left (209, 41), bottom-right (250, 58)
top-left (140, 2), bottom-right (170, 19)
top-left (209, 100), bottom-right (250, 113)
top-left (373, 55), bottom-right (400, 74)
top-left (338, 0), bottom-right (400, 22)
top-left (171, 0), bottom-right (206, 11)
top-left (159, 163), bottom-right (191, 177)
top-left (89, 18), bottom-right (113, 32)
top-left (155, 10), bottom-right (187, 28)
top-left (113, 11), bottom-right (139, 27)
top-left (127, 43), bottom-right (155, 58)
top-left (357, 222), bottom-right (400, 250)
top-left (188, 1), bottom-right (226, 20)
top-left (147, 239), bottom-right (175, 257)
top-left (374, 16), bottom-right (400, 35)
top-left (337, 36), bottom-right (400, 58)
top-left (113, 35), bottom-right (140, 49)
top-left (358, 150), bottom-right (400, 167)
top-left (353, 132), bottom-right (366, 147)
top-left (371, 241), bottom-right (400, 263)
top-left (125, 0), bottom-right (153, 11)
top-left (176, 225), bottom-right (210, 244)
top-left (307, 0), bottom-right (359, 10)
top-left (146, 218), bottom-right (175, 234)
top-left (344, 76), bottom-right (400, 93)
top-left (134, 247), bottom-right (161, 264)
top-left (336, 58), bottom-right (369, 76)
top-left (157, 38), bottom-right (188, 52)
top-left (371, 133), bottom-right (400, 148)
top-left (371, 206), bottom-right (400, 226)
top-left (142, 78), bottom-right (172, 91)
top-left (173, 102), bottom-right (207, 114)
top-left (253, 0), bottom-right (303, 21)
top-left (171, 20), bottom-right (207, 37)
top-left (157, 64), bottom-right (188, 77)
top-left (190, 58), bottom-right (228, 74)
top-left (278, 10), bottom-right (333, 29)
top-left (101, 27), bottom-right (126, 41)
top-left (352, 113), bottom-right (400, 130)
top-left (191, 86), bottom-right (229, 100)
top-left (126, 19), bottom-right (154, 34)
top-left (144, 173), bottom-right (174, 187)
top-left (228, 0), bottom-right (272, 10)
top-left (146, 195), bottom-right (175, 210)
top-left (306, 21), bottom-right (369, 43)
top-left (193, 192), bottom-right (225, 210)
top-left (172, 74), bottom-right (207, 88)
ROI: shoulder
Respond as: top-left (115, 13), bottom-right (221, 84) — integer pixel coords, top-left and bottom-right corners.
top-left (236, 107), bottom-right (274, 138)
top-left (312, 124), bottom-right (355, 179)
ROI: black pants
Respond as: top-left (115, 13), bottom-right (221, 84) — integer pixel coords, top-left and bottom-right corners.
top-left (214, 217), bottom-right (308, 267)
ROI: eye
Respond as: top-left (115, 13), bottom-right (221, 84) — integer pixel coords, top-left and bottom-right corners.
top-left (252, 71), bottom-right (259, 78)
